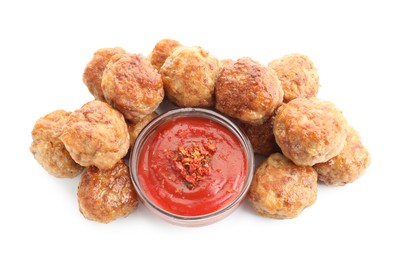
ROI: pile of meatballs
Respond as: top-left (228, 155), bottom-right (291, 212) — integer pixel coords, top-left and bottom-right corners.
top-left (30, 39), bottom-right (370, 223)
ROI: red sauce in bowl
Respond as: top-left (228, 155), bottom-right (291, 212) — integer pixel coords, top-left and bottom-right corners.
top-left (137, 116), bottom-right (247, 216)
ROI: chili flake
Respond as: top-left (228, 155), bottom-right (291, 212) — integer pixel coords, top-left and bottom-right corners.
top-left (172, 141), bottom-right (217, 188)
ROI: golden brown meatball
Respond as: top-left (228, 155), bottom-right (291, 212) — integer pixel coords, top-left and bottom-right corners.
top-left (314, 126), bottom-right (370, 186)
top-left (269, 53), bottom-right (319, 103)
top-left (273, 98), bottom-right (348, 166)
top-left (77, 160), bottom-right (138, 223)
top-left (239, 116), bottom-right (278, 156)
top-left (160, 46), bottom-right (222, 107)
top-left (101, 53), bottom-right (164, 122)
top-left (30, 110), bottom-right (83, 178)
top-left (248, 153), bottom-right (318, 219)
top-left (149, 39), bottom-right (182, 72)
top-left (60, 100), bottom-right (130, 170)
top-left (82, 47), bottom-right (127, 101)
top-left (127, 112), bottom-right (158, 146)
top-left (215, 57), bottom-right (283, 125)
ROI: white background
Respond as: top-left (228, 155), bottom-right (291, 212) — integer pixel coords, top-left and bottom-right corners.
top-left (1, 0), bottom-right (398, 259)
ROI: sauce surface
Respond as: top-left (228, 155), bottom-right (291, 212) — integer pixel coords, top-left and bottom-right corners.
top-left (138, 116), bottom-right (247, 216)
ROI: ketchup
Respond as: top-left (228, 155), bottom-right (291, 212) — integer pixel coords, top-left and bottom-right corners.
top-left (137, 116), bottom-right (247, 216)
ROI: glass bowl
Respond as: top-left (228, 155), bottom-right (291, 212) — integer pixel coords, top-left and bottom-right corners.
top-left (129, 108), bottom-right (254, 227)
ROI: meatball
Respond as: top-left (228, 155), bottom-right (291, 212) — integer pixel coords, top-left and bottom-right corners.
top-left (60, 100), bottom-right (130, 170)
top-left (239, 116), bottom-right (278, 156)
top-left (77, 160), bottom-right (138, 223)
top-left (248, 153), bottom-right (318, 219)
top-left (30, 110), bottom-right (83, 178)
top-left (215, 57), bottom-right (283, 125)
top-left (160, 45), bottom-right (222, 107)
top-left (269, 53), bottom-right (319, 103)
top-left (273, 98), bottom-right (348, 166)
top-left (127, 112), bottom-right (158, 146)
top-left (149, 39), bottom-right (182, 72)
top-left (314, 126), bottom-right (370, 186)
top-left (101, 53), bottom-right (164, 122)
top-left (82, 47), bottom-right (127, 101)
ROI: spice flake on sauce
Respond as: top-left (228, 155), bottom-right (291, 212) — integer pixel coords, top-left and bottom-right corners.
top-left (172, 141), bottom-right (217, 188)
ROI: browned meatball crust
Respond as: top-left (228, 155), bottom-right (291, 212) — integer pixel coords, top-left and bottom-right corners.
top-left (273, 98), bottom-right (348, 166)
top-left (30, 110), bottom-right (83, 178)
top-left (160, 46), bottom-right (222, 107)
top-left (149, 39), bottom-right (182, 72)
top-left (269, 54), bottom-right (319, 103)
top-left (314, 126), bottom-right (370, 186)
top-left (77, 160), bottom-right (138, 223)
top-left (101, 53), bottom-right (164, 122)
top-left (60, 100), bottom-right (130, 170)
top-left (239, 116), bottom-right (278, 156)
top-left (248, 153), bottom-right (318, 219)
top-left (215, 57), bottom-right (283, 125)
top-left (82, 47), bottom-right (127, 101)
top-left (220, 59), bottom-right (235, 68)
top-left (127, 112), bottom-right (158, 146)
